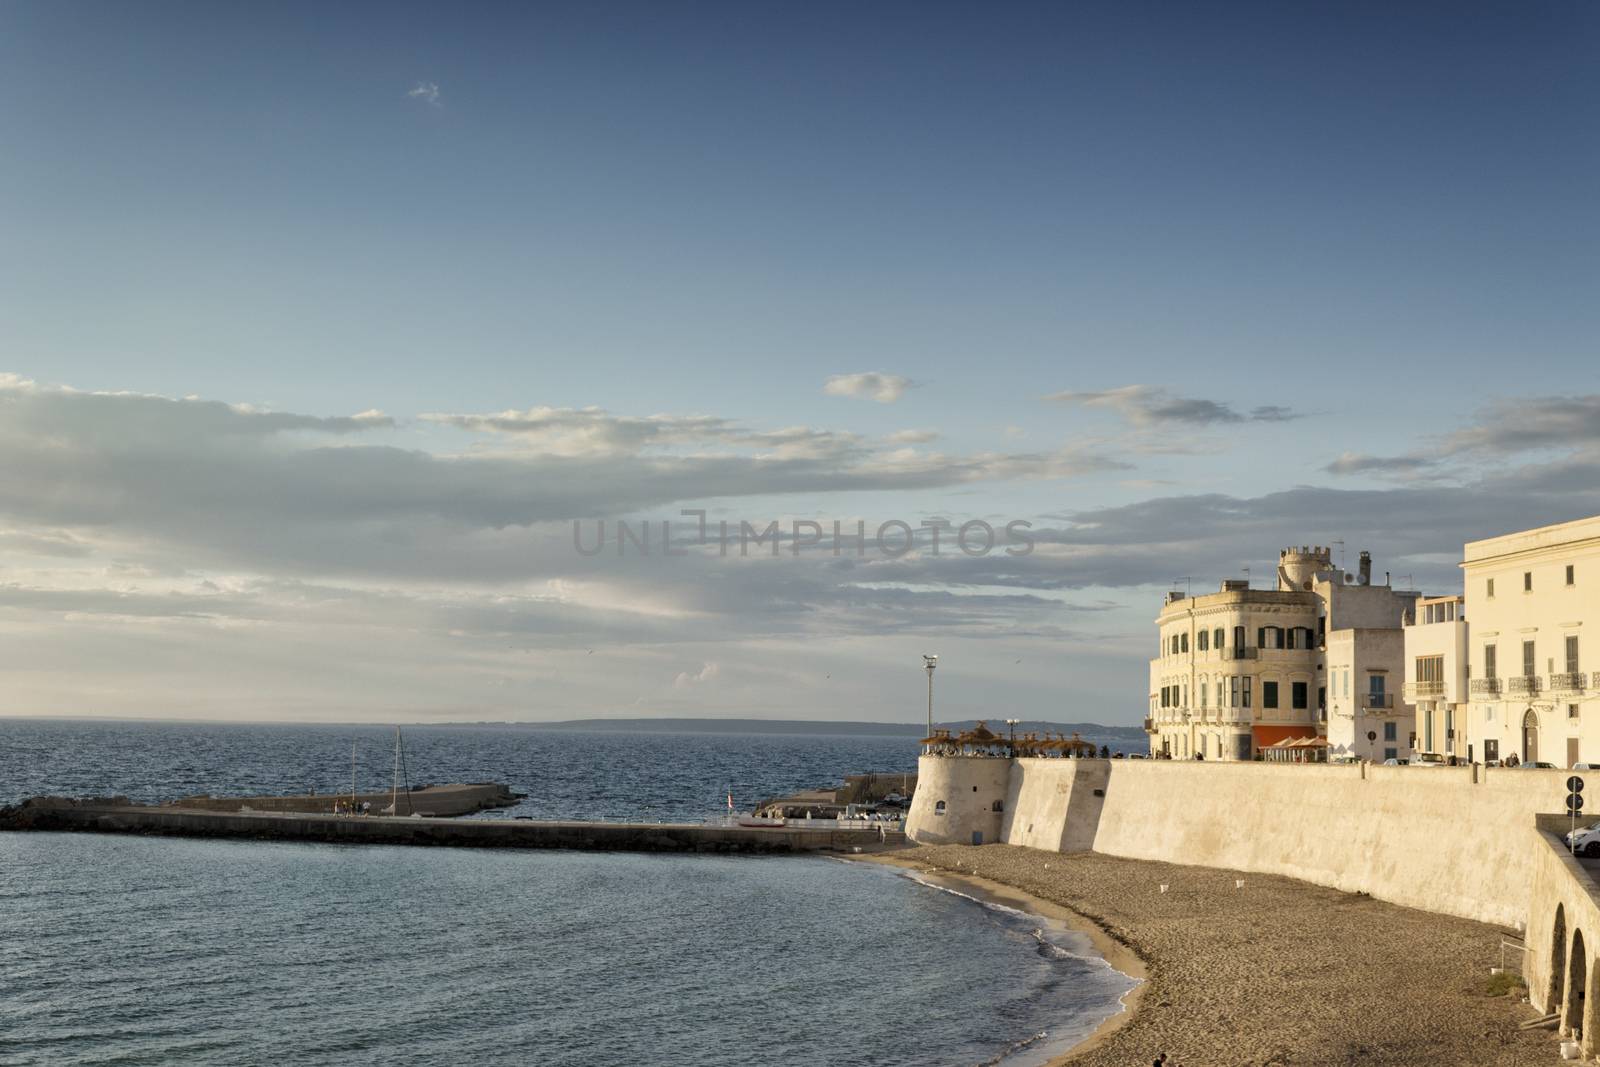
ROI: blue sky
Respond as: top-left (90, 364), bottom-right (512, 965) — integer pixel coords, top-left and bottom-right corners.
top-left (0, 2), bottom-right (1596, 722)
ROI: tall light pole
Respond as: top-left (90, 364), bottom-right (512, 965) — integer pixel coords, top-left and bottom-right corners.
top-left (923, 655), bottom-right (938, 735)
top-left (1005, 717), bottom-right (1021, 757)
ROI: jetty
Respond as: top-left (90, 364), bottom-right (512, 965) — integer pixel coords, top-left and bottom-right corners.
top-left (164, 782), bottom-right (518, 817)
top-left (0, 796), bottom-right (908, 854)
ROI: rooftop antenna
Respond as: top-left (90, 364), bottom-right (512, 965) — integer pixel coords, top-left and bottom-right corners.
top-left (1241, 566), bottom-right (1251, 588)
top-left (1332, 539), bottom-right (1346, 573)
top-left (1172, 576), bottom-right (1192, 598)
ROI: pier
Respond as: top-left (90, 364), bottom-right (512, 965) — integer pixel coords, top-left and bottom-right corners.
top-left (0, 797), bottom-right (908, 854)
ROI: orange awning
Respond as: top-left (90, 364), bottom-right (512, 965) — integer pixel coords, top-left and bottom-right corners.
top-left (1253, 725), bottom-right (1321, 747)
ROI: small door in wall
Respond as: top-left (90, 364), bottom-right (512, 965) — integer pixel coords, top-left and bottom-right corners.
top-left (1570, 737), bottom-right (1581, 769)
top-left (971, 830), bottom-right (983, 845)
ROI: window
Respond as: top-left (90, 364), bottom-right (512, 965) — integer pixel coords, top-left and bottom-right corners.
top-left (1487, 578), bottom-right (1495, 599)
top-left (1568, 636), bottom-right (1580, 675)
top-left (1180, 633), bottom-right (1189, 653)
top-left (1262, 681), bottom-right (1279, 709)
top-left (1523, 640), bottom-right (1536, 678)
top-left (1384, 721), bottom-right (1397, 742)
top-left (934, 801), bottom-right (946, 815)
top-left (1242, 677), bottom-right (1252, 709)
top-left (1233, 625), bottom-right (1246, 650)
top-left (1198, 630), bottom-right (1209, 652)
top-left (991, 799), bottom-right (1004, 812)
top-left (1568, 564), bottom-right (1576, 586)
top-left (1292, 681), bottom-right (1308, 710)
top-left (1214, 627), bottom-right (1225, 649)
top-left (1416, 655), bottom-right (1443, 685)
top-left (1229, 677), bottom-right (1240, 708)
top-left (1571, 704), bottom-right (1581, 720)
top-left (1200, 681), bottom-right (1207, 707)
top-left (1485, 644), bottom-right (1497, 680)
top-left (1524, 571), bottom-right (1533, 592)
top-left (1369, 674), bottom-right (1385, 698)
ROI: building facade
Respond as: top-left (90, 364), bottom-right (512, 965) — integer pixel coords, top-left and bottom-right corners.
top-left (1404, 595), bottom-right (1469, 762)
top-left (1148, 546), bottom-right (1418, 761)
top-left (1458, 515), bottom-right (1600, 768)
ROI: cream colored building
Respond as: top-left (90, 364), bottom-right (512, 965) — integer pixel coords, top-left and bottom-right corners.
top-left (1403, 595), bottom-right (1468, 761)
top-left (1460, 515), bottom-right (1600, 768)
top-left (1148, 546), bottom-right (1418, 761)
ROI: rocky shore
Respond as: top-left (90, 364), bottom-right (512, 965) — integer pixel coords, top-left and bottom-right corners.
top-left (892, 844), bottom-right (1554, 1066)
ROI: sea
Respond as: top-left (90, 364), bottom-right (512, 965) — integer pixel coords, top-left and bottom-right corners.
top-left (0, 719), bottom-right (1139, 1067)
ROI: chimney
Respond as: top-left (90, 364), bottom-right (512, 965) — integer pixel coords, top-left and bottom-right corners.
top-left (1358, 551), bottom-right (1372, 586)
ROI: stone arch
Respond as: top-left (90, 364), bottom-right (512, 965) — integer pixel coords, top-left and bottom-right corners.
top-left (1524, 708), bottom-right (1541, 765)
top-left (1551, 904), bottom-right (1569, 1011)
top-left (1567, 928), bottom-right (1588, 1039)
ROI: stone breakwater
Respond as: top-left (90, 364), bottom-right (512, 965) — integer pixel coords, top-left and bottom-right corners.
top-left (900, 844), bottom-right (1551, 1067)
top-left (0, 797), bottom-right (908, 854)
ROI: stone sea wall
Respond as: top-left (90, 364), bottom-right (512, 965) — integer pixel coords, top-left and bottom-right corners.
top-left (908, 755), bottom-right (1582, 928)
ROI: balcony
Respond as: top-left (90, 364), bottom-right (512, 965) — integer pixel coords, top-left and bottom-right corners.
top-left (1507, 675), bottom-right (1543, 696)
top-left (1470, 678), bottom-right (1502, 697)
top-left (1362, 693), bottom-right (1395, 710)
top-left (1552, 672), bottom-right (1587, 694)
top-left (1403, 681), bottom-right (1445, 699)
top-left (1226, 647), bottom-right (1260, 661)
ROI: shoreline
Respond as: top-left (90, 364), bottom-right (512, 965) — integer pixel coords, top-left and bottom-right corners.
top-left (851, 852), bottom-right (1146, 1066)
top-left (865, 844), bottom-right (1554, 1066)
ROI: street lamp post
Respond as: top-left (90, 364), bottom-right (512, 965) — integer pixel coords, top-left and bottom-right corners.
top-left (923, 655), bottom-right (938, 736)
top-left (1005, 717), bottom-right (1021, 757)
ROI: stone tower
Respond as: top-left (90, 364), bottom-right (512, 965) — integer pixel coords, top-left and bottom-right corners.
top-left (1277, 545), bottom-right (1334, 591)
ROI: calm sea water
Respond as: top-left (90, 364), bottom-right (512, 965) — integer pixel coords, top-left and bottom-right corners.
top-left (0, 719), bottom-right (920, 820)
top-left (0, 720), bottom-right (1138, 1067)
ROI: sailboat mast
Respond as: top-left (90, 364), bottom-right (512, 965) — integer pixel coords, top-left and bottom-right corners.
top-left (391, 726), bottom-right (400, 816)
top-left (350, 739), bottom-right (356, 811)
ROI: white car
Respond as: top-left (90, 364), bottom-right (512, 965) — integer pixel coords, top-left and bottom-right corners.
top-left (1568, 822), bottom-right (1600, 857)
top-left (1409, 753), bottom-right (1444, 768)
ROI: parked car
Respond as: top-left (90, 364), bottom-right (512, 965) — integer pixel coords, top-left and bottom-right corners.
top-left (1381, 758), bottom-right (1408, 766)
top-left (1567, 822), bottom-right (1600, 857)
top-left (1520, 761), bottom-right (1559, 769)
top-left (1573, 763), bottom-right (1598, 772)
top-left (1410, 753), bottom-right (1445, 768)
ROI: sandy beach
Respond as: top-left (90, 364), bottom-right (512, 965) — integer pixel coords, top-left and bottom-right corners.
top-left (873, 844), bottom-right (1554, 1067)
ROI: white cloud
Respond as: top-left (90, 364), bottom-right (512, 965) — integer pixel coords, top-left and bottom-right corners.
top-left (407, 81), bottom-right (441, 107)
top-left (823, 372), bottom-right (914, 404)
top-left (1045, 384), bottom-right (1301, 427)
top-left (886, 429), bottom-right (939, 444)
top-left (673, 661), bottom-right (720, 688)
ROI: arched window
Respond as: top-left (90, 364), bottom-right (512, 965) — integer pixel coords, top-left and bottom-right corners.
top-left (934, 801), bottom-right (947, 815)
top-left (1198, 630), bottom-right (1209, 652)
top-left (1233, 625), bottom-right (1246, 649)
top-left (1180, 633), bottom-right (1189, 653)
top-left (1200, 680), bottom-right (1208, 707)
top-left (991, 799), bottom-right (1004, 812)
top-left (1214, 628), bottom-right (1225, 649)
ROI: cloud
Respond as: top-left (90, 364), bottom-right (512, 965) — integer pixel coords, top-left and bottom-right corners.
top-left (673, 661), bottom-right (720, 688)
top-left (1045, 385), bottom-right (1301, 427)
top-left (886, 429), bottom-right (939, 444)
top-left (1323, 395), bottom-right (1600, 479)
top-left (407, 81), bottom-right (441, 106)
top-left (1323, 452), bottom-right (1436, 476)
top-left (823, 372), bottom-right (914, 403)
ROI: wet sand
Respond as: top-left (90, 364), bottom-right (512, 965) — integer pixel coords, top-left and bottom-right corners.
top-left (872, 845), bottom-right (1554, 1066)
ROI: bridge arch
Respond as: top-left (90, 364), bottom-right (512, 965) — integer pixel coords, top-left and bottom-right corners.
top-left (1551, 904), bottom-right (1569, 1011)
top-left (1566, 928), bottom-right (1588, 1039)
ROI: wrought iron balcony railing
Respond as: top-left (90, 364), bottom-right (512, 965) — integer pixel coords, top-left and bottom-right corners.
top-left (1551, 672), bottom-right (1587, 693)
top-left (1226, 647), bottom-right (1260, 660)
top-left (1470, 678), bottom-right (1502, 696)
top-left (1507, 675), bottom-right (1543, 696)
top-left (1362, 693), bottom-right (1395, 710)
